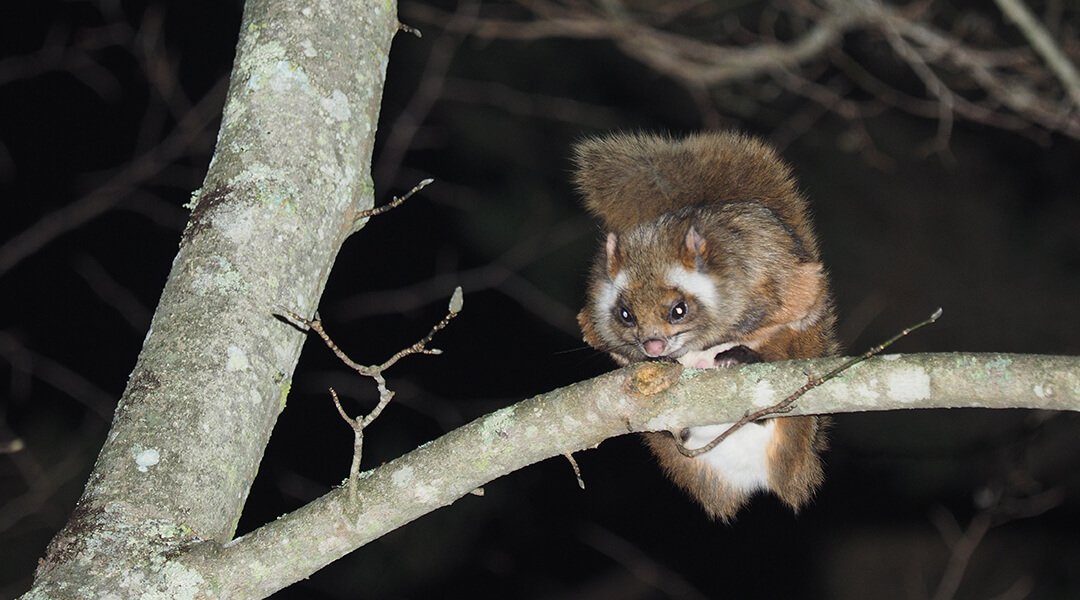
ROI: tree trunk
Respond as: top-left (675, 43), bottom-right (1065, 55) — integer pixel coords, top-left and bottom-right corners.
top-left (21, 0), bottom-right (396, 597)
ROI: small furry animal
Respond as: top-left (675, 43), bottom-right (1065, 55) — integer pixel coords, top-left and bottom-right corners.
top-left (574, 131), bottom-right (839, 521)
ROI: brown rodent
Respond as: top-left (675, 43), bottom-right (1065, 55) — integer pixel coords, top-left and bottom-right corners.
top-left (575, 131), bottom-right (838, 521)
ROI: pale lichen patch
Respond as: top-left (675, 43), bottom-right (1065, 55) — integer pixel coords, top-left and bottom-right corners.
top-left (391, 465), bottom-right (414, 487)
top-left (561, 414), bottom-right (581, 431)
top-left (191, 256), bottom-right (246, 296)
top-left (887, 368), bottom-right (931, 402)
top-left (135, 448), bottom-right (160, 473)
top-left (155, 560), bottom-right (205, 600)
top-left (479, 407), bottom-right (514, 444)
top-left (752, 378), bottom-right (777, 407)
top-left (984, 356), bottom-right (1014, 384)
top-left (228, 161), bottom-right (295, 208)
top-left (240, 41), bottom-right (287, 91)
top-left (321, 89), bottom-right (351, 122)
top-left (985, 356), bottom-right (1014, 370)
top-left (1034, 382), bottom-right (1053, 399)
top-left (644, 417), bottom-right (670, 432)
top-left (263, 60), bottom-right (312, 94)
top-left (856, 381), bottom-right (881, 402)
top-left (413, 484), bottom-right (437, 504)
top-left (226, 346), bottom-right (250, 372)
top-left (211, 203), bottom-right (256, 245)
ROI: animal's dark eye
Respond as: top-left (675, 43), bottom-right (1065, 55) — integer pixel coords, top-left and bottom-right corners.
top-left (669, 301), bottom-right (688, 323)
top-left (616, 305), bottom-right (635, 326)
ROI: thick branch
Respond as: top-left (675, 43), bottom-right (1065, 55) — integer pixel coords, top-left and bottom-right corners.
top-left (180, 352), bottom-right (1077, 597)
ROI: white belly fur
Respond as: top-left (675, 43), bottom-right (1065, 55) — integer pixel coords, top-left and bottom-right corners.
top-left (682, 421), bottom-right (775, 493)
top-left (676, 344), bottom-right (774, 493)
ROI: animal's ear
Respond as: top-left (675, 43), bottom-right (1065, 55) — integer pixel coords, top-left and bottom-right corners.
top-left (679, 225), bottom-right (708, 270)
top-left (774, 262), bottom-right (826, 328)
top-left (604, 232), bottom-right (622, 278)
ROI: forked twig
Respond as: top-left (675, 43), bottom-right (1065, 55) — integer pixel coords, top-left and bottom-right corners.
top-left (278, 286), bottom-right (463, 501)
top-left (676, 307), bottom-right (943, 458)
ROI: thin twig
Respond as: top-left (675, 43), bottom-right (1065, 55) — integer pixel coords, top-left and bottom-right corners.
top-left (994, 0), bottom-right (1080, 110)
top-left (563, 452), bottom-right (585, 489)
top-left (929, 485), bottom-right (1061, 600)
top-left (397, 22), bottom-right (423, 38)
top-left (355, 178), bottom-right (434, 220)
top-left (277, 286), bottom-right (463, 498)
top-left (330, 388), bottom-right (364, 502)
top-left (0, 439), bottom-right (25, 454)
top-left (930, 508), bottom-right (993, 600)
top-left (676, 307), bottom-right (943, 458)
top-left (0, 76), bottom-right (227, 276)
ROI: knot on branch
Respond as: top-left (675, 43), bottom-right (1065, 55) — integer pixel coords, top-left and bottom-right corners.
top-left (624, 361), bottom-right (683, 397)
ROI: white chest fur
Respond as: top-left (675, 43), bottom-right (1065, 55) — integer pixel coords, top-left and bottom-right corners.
top-left (680, 421), bottom-right (775, 493)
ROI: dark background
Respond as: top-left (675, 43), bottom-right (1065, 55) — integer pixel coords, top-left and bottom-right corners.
top-left (3, 1), bottom-right (1080, 598)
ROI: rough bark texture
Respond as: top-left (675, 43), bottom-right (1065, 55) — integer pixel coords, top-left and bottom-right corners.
top-left (185, 352), bottom-right (1080, 597)
top-left (21, 0), bottom-right (396, 598)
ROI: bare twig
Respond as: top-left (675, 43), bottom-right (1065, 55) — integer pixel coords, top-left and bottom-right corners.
top-left (995, 0), bottom-right (1080, 109)
top-left (406, 0), bottom-right (1080, 148)
top-left (335, 214), bottom-right (587, 334)
top-left (329, 388), bottom-right (364, 504)
top-left (374, 0), bottom-right (480, 196)
top-left (397, 22), bottom-right (423, 38)
top-left (0, 439), bottom-right (25, 455)
top-left (278, 287), bottom-right (464, 498)
top-left (929, 485), bottom-right (1062, 600)
top-left (354, 178), bottom-right (434, 223)
top-left (73, 254), bottom-right (153, 333)
top-left (877, 15), bottom-right (957, 158)
top-left (577, 523), bottom-right (711, 600)
top-left (676, 307), bottom-right (943, 458)
top-left (930, 508), bottom-right (993, 600)
top-left (563, 452), bottom-right (585, 489)
top-left (0, 331), bottom-right (116, 421)
top-left (0, 76), bottom-right (227, 277)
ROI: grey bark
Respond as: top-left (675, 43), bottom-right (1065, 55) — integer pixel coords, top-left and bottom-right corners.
top-left (185, 352), bottom-right (1080, 597)
top-left (21, 0), bottom-right (396, 597)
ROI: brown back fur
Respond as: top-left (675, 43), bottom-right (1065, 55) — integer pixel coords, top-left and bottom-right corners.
top-left (574, 131), bottom-right (820, 260)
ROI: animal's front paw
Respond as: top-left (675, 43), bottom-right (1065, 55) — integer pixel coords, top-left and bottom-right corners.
top-left (714, 345), bottom-right (762, 367)
top-left (677, 343), bottom-right (762, 369)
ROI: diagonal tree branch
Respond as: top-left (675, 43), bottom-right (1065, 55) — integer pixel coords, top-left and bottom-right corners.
top-left (177, 352), bottom-right (1078, 597)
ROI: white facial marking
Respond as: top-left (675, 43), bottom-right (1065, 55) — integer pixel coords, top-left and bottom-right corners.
top-left (666, 266), bottom-right (719, 309)
top-left (599, 270), bottom-right (629, 313)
